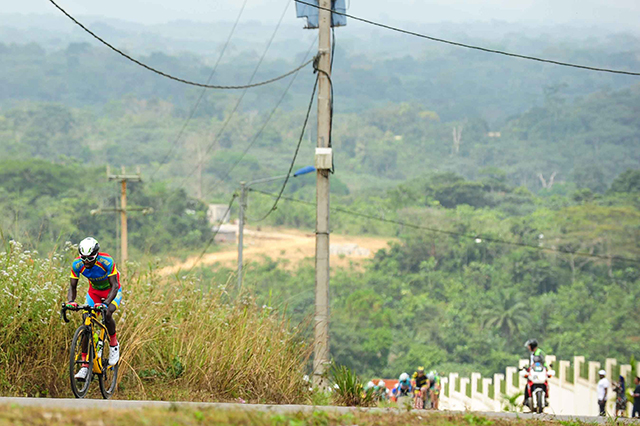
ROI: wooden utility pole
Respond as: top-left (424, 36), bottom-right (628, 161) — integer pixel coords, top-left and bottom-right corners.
top-left (314, 0), bottom-right (332, 387)
top-left (105, 166), bottom-right (143, 267)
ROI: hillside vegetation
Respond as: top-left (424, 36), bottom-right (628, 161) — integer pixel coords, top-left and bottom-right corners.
top-left (211, 169), bottom-right (640, 378)
top-left (2, 31), bottom-right (640, 380)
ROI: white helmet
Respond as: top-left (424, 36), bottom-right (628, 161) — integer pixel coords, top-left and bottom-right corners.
top-left (377, 380), bottom-right (386, 389)
top-left (399, 372), bottom-right (410, 382)
top-left (366, 381), bottom-right (375, 390)
top-left (78, 237), bottom-right (100, 264)
top-left (427, 371), bottom-right (435, 381)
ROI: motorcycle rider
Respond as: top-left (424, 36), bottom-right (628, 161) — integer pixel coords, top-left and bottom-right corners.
top-left (523, 339), bottom-right (549, 407)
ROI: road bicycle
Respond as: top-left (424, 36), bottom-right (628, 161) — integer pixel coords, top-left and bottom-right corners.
top-left (414, 388), bottom-right (425, 409)
top-left (61, 303), bottom-right (118, 399)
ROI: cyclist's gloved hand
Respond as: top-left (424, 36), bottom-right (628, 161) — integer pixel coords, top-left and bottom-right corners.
top-left (66, 301), bottom-right (78, 308)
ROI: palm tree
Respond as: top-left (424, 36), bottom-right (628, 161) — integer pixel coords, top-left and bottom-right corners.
top-left (481, 288), bottom-right (530, 340)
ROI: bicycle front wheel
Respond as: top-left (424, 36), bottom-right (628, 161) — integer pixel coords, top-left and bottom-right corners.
top-left (98, 341), bottom-right (118, 399)
top-left (69, 325), bottom-right (93, 398)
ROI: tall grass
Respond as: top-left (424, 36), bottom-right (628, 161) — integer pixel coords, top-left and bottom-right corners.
top-left (0, 241), bottom-right (309, 402)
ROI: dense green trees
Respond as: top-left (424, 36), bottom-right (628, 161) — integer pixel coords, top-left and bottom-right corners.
top-left (0, 159), bottom-right (212, 256)
top-left (231, 170), bottom-right (640, 378)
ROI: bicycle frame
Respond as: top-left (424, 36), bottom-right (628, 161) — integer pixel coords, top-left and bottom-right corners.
top-left (83, 311), bottom-right (109, 374)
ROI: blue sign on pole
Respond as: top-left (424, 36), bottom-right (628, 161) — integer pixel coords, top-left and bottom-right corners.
top-left (295, 0), bottom-right (347, 29)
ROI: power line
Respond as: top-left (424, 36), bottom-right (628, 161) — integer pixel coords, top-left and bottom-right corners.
top-left (199, 36), bottom-right (318, 200)
top-left (172, 0), bottom-right (298, 192)
top-left (248, 188), bottom-right (640, 265)
top-left (294, 0), bottom-right (640, 77)
top-left (248, 76), bottom-right (319, 222)
top-left (48, 0), bottom-right (315, 90)
top-left (149, 0), bottom-right (249, 180)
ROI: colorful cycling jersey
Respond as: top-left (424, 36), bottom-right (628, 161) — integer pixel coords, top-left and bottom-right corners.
top-left (413, 372), bottom-right (428, 388)
top-left (70, 253), bottom-right (120, 291)
top-left (396, 381), bottom-right (413, 396)
top-left (430, 376), bottom-right (441, 389)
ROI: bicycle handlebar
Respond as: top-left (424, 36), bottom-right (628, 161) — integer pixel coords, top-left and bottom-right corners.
top-left (60, 303), bottom-right (106, 323)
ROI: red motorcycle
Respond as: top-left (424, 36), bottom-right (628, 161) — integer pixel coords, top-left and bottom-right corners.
top-left (521, 362), bottom-right (554, 413)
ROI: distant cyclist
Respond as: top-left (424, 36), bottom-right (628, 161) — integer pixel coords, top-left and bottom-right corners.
top-left (428, 371), bottom-right (441, 409)
top-left (396, 372), bottom-right (413, 397)
top-left (376, 380), bottom-right (389, 401)
top-left (66, 237), bottom-right (122, 380)
top-left (412, 367), bottom-right (429, 407)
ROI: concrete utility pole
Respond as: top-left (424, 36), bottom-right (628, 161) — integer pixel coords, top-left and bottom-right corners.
top-left (102, 166), bottom-right (144, 267)
top-left (237, 182), bottom-right (247, 290)
top-left (314, 0), bottom-right (333, 387)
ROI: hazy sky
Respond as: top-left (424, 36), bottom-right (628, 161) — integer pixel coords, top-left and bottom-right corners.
top-left (8, 0), bottom-right (640, 29)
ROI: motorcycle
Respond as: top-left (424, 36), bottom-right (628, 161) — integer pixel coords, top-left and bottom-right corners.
top-left (520, 362), bottom-right (554, 413)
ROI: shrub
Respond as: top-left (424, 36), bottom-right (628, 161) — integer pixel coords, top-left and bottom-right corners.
top-left (330, 364), bottom-right (376, 407)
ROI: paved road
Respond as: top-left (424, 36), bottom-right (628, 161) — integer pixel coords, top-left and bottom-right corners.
top-left (0, 397), bottom-right (633, 424)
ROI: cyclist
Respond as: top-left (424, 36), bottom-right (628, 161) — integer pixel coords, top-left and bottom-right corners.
top-left (523, 339), bottom-right (549, 406)
top-left (376, 380), bottom-right (389, 401)
top-left (66, 237), bottom-right (122, 380)
top-left (396, 372), bottom-right (413, 397)
top-left (428, 371), bottom-right (441, 409)
top-left (412, 367), bottom-right (429, 407)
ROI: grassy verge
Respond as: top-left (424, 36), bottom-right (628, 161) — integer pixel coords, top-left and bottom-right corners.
top-left (0, 406), bottom-right (598, 426)
top-left (0, 241), bottom-right (309, 403)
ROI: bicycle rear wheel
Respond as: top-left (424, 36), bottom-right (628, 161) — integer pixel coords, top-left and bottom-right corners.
top-left (69, 325), bottom-right (93, 398)
top-left (98, 340), bottom-right (118, 399)
top-left (414, 393), bottom-right (424, 410)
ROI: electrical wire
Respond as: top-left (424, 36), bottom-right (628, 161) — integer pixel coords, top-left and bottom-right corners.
top-left (48, 0), bottom-right (315, 90)
top-left (184, 194), bottom-right (238, 275)
top-left (149, 0), bottom-right (249, 180)
top-left (248, 188), bottom-right (640, 264)
top-left (199, 36), bottom-right (319, 200)
top-left (294, 0), bottom-right (640, 77)
top-left (246, 76), bottom-right (319, 222)
top-left (173, 0), bottom-right (296, 192)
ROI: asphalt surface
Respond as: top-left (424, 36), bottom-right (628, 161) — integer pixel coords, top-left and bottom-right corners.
top-left (0, 397), bottom-right (635, 424)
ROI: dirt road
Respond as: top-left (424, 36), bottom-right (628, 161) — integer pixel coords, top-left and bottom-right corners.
top-left (161, 227), bottom-right (394, 275)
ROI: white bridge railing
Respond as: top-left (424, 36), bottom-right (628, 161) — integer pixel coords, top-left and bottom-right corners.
top-left (437, 356), bottom-right (634, 416)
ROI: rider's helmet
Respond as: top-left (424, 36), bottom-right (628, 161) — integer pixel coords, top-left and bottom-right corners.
top-left (377, 380), bottom-right (386, 390)
top-left (427, 371), bottom-right (435, 381)
top-left (417, 366), bottom-right (425, 375)
top-left (525, 339), bottom-right (538, 351)
top-left (399, 372), bottom-right (410, 385)
top-left (78, 237), bottom-right (100, 265)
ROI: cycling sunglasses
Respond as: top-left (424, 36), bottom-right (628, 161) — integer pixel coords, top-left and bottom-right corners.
top-left (80, 253), bottom-right (98, 263)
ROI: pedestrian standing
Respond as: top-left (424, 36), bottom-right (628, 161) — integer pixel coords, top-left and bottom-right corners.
top-left (597, 370), bottom-right (610, 416)
top-left (613, 375), bottom-right (627, 417)
top-left (632, 377), bottom-right (640, 418)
